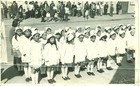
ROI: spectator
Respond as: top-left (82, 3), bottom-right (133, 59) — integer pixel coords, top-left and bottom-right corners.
top-left (11, 1), bottom-right (18, 19)
top-left (43, 1), bottom-right (50, 13)
top-left (8, 6), bottom-right (12, 19)
top-left (23, 1), bottom-right (29, 19)
top-left (66, 1), bottom-right (72, 16)
top-left (104, 2), bottom-right (108, 15)
top-left (71, 2), bottom-right (77, 16)
top-left (89, 2), bottom-right (96, 18)
top-left (1, 1), bottom-right (8, 19)
top-left (28, 2), bottom-right (34, 18)
top-left (65, 5), bottom-right (70, 21)
top-left (40, 2), bottom-right (46, 22)
top-left (100, 2), bottom-right (104, 16)
top-left (34, 1), bottom-right (40, 18)
top-left (59, 1), bottom-right (65, 21)
top-left (110, 3), bottom-right (114, 16)
top-left (18, 5), bottom-right (23, 19)
top-left (116, 2), bottom-right (122, 15)
top-left (96, 2), bottom-right (100, 16)
top-left (84, 1), bottom-right (90, 19)
top-left (50, 1), bottom-right (55, 20)
top-left (77, 2), bottom-right (82, 17)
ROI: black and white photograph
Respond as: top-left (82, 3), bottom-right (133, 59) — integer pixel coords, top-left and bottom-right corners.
top-left (0, 0), bottom-right (139, 85)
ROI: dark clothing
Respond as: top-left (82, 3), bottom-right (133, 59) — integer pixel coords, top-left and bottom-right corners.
top-left (84, 3), bottom-right (90, 17)
top-left (110, 6), bottom-right (114, 16)
top-left (116, 3), bottom-right (122, 14)
top-left (89, 3), bottom-right (96, 18)
top-left (59, 4), bottom-right (65, 20)
top-left (104, 4), bottom-right (108, 15)
top-left (11, 3), bottom-right (18, 18)
top-left (71, 4), bottom-right (77, 16)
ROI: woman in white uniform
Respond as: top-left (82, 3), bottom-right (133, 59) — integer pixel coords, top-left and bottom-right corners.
top-left (74, 34), bottom-right (87, 78)
top-left (20, 26), bottom-right (32, 82)
top-left (126, 25), bottom-right (136, 63)
top-left (12, 27), bottom-right (23, 73)
top-left (86, 34), bottom-right (97, 75)
top-left (61, 33), bottom-right (75, 80)
top-left (30, 31), bottom-right (43, 84)
top-left (39, 31), bottom-right (47, 76)
top-left (43, 35), bottom-right (60, 84)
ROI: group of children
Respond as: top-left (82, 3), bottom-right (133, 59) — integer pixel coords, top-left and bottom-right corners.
top-left (12, 24), bottom-right (136, 84)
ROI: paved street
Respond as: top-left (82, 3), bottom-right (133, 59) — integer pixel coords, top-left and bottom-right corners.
top-left (1, 14), bottom-right (136, 85)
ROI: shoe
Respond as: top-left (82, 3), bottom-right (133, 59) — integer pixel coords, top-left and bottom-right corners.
top-left (51, 79), bottom-right (56, 83)
top-left (90, 72), bottom-right (95, 76)
top-left (97, 69), bottom-right (104, 73)
top-left (76, 74), bottom-right (82, 78)
top-left (117, 63), bottom-right (122, 66)
top-left (107, 67), bottom-right (113, 70)
top-left (66, 76), bottom-right (70, 80)
top-left (48, 79), bottom-right (53, 84)
top-left (25, 78), bottom-right (29, 82)
top-left (87, 72), bottom-right (91, 75)
top-left (127, 60), bottom-right (133, 63)
top-left (62, 76), bottom-right (67, 80)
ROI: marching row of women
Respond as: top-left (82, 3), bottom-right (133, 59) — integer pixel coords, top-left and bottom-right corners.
top-left (12, 24), bottom-right (136, 84)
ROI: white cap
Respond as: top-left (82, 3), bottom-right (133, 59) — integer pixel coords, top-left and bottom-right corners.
top-left (131, 25), bottom-right (135, 29)
top-left (15, 27), bottom-right (22, 31)
top-left (67, 33), bottom-right (74, 41)
top-left (127, 24), bottom-right (131, 27)
top-left (39, 31), bottom-right (45, 35)
top-left (76, 26), bottom-right (82, 30)
top-left (45, 27), bottom-right (51, 31)
top-left (54, 30), bottom-right (60, 34)
top-left (47, 34), bottom-right (54, 39)
top-left (122, 26), bottom-right (127, 30)
top-left (119, 29), bottom-right (125, 35)
top-left (85, 26), bottom-right (90, 29)
top-left (105, 27), bottom-right (111, 30)
top-left (90, 30), bottom-right (95, 35)
top-left (23, 26), bottom-right (31, 31)
top-left (65, 27), bottom-right (71, 32)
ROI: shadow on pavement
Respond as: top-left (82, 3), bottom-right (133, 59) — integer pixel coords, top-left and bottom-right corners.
top-left (109, 54), bottom-right (135, 84)
top-left (1, 65), bottom-right (23, 83)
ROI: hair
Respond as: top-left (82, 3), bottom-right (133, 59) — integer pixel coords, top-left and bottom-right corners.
top-left (55, 32), bottom-right (62, 41)
top-left (46, 36), bottom-right (58, 50)
top-left (12, 19), bottom-right (20, 27)
top-left (100, 35), bottom-right (107, 41)
top-left (30, 33), bottom-right (40, 41)
top-left (14, 29), bottom-right (23, 41)
top-left (90, 35), bottom-right (96, 39)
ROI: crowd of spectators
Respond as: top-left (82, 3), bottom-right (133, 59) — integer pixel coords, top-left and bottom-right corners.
top-left (1, 1), bottom-right (122, 22)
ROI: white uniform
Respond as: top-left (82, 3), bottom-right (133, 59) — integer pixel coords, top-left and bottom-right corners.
top-left (116, 37), bottom-right (127, 54)
top-left (20, 36), bottom-right (31, 63)
top-left (74, 40), bottom-right (87, 63)
top-left (43, 44), bottom-right (60, 66)
top-left (98, 40), bottom-right (108, 57)
top-left (87, 41), bottom-right (98, 60)
top-left (61, 43), bottom-right (74, 64)
top-left (12, 35), bottom-right (22, 57)
top-left (30, 40), bottom-right (43, 68)
top-left (107, 38), bottom-right (117, 56)
top-left (127, 34), bottom-right (136, 50)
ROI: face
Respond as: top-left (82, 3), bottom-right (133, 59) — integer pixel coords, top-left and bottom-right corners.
top-left (16, 29), bottom-right (23, 36)
top-left (55, 34), bottom-right (61, 40)
top-left (108, 29), bottom-right (111, 34)
top-left (120, 33), bottom-right (125, 38)
top-left (90, 36), bottom-right (96, 42)
top-left (47, 29), bottom-right (52, 34)
top-left (24, 30), bottom-right (31, 38)
top-left (77, 28), bottom-right (82, 33)
top-left (84, 32), bottom-right (90, 38)
top-left (111, 34), bottom-right (116, 40)
top-left (50, 37), bottom-right (55, 43)
top-left (78, 35), bottom-right (84, 42)
top-left (97, 31), bottom-right (101, 36)
top-left (42, 32), bottom-right (47, 39)
top-left (33, 33), bottom-right (40, 42)
top-left (130, 30), bottom-right (135, 36)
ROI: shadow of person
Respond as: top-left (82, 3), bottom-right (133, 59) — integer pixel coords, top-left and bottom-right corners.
top-left (1, 65), bottom-right (24, 83)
